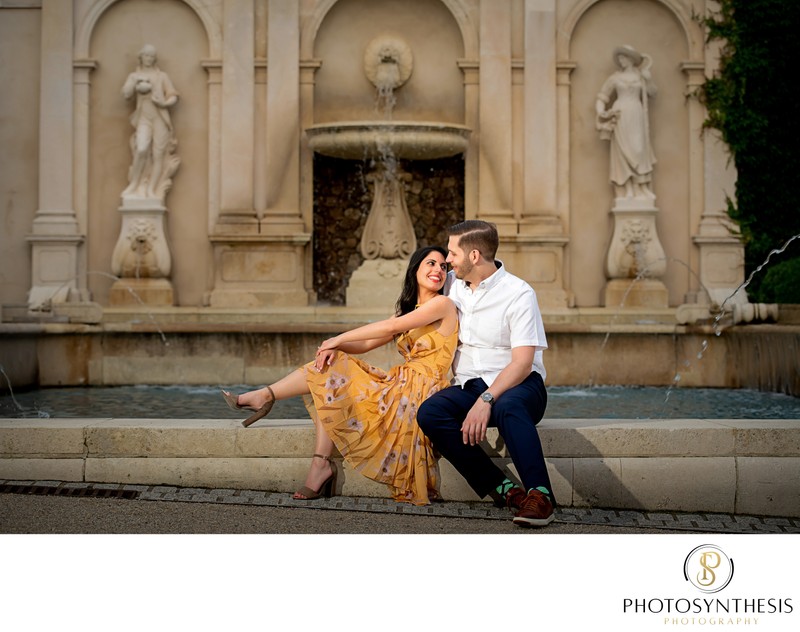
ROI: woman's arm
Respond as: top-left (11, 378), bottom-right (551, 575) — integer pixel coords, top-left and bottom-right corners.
top-left (317, 295), bottom-right (454, 354)
top-left (334, 337), bottom-right (395, 355)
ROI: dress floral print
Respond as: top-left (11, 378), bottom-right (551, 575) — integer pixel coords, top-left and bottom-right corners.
top-left (303, 323), bottom-right (457, 505)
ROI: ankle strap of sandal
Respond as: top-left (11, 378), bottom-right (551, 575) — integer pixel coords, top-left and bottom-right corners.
top-left (312, 453), bottom-right (331, 461)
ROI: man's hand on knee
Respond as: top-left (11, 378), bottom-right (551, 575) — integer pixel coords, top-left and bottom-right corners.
top-left (461, 400), bottom-right (491, 445)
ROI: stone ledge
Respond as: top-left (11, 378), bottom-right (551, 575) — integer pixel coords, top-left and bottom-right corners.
top-left (0, 418), bottom-right (797, 517)
top-left (2, 418), bottom-right (797, 458)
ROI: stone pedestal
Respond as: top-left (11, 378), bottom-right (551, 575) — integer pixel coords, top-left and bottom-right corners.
top-left (208, 229), bottom-right (311, 308)
top-left (346, 258), bottom-right (406, 309)
top-left (508, 217), bottom-right (571, 308)
top-left (342, 159), bottom-right (417, 309)
top-left (605, 278), bottom-right (668, 309)
top-left (109, 199), bottom-right (174, 307)
top-left (693, 227), bottom-right (748, 308)
top-left (109, 278), bottom-right (174, 307)
top-left (604, 197), bottom-right (668, 308)
top-left (26, 233), bottom-right (88, 310)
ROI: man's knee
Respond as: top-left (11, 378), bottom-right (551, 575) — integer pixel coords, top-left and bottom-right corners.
top-left (493, 397), bottom-right (542, 426)
top-left (416, 397), bottom-right (436, 432)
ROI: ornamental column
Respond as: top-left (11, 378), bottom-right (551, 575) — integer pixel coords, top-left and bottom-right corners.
top-left (208, 0), bottom-right (310, 307)
top-left (477, 0), bottom-right (514, 232)
top-left (511, 0), bottom-right (570, 308)
top-left (27, 0), bottom-right (87, 311)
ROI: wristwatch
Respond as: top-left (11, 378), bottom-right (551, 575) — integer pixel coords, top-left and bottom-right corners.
top-left (480, 391), bottom-right (495, 406)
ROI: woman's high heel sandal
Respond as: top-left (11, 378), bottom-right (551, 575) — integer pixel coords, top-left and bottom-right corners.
top-left (221, 386), bottom-right (276, 427)
top-left (292, 454), bottom-right (336, 500)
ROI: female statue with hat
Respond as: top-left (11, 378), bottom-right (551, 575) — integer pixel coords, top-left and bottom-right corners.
top-left (595, 44), bottom-right (657, 200)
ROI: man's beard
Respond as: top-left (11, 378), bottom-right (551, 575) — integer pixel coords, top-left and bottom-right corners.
top-left (454, 259), bottom-right (473, 280)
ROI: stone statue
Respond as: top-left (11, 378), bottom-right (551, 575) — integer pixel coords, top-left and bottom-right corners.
top-left (595, 45), bottom-right (657, 200)
top-left (121, 44), bottom-right (180, 201)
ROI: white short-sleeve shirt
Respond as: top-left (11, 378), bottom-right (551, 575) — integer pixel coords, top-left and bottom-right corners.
top-left (445, 261), bottom-right (548, 386)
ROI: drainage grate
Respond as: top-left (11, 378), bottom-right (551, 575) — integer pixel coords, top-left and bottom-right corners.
top-left (0, 483), bottom-right (140, 500)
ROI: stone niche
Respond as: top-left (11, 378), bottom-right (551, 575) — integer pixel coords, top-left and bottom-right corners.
top-left (313, 155), bottom-right (465, 305)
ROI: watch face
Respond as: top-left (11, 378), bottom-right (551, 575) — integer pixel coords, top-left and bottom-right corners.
top-left (481, 392), bottom-right (493, 403)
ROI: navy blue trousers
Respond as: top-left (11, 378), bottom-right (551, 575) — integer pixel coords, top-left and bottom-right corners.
top-left (417, 372), bottom-right (553, 502)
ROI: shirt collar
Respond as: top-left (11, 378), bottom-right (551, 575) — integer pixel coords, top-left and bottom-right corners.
top-left (456, 259), bottom-right (507, 291)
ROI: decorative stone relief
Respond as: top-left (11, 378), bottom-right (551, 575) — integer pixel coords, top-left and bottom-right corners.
top-left (121, 44), bottom-right (180, 203)
top-left (364, 35), bottom-right (413, 115)
top-left (361, 162), bottom-right (415, 259)
top-left (605, 202), bottom-right (666, 282)
top-left (111, 215), bottom-right (171, 279)
top-left (595, 45), bottom-right (657, 201)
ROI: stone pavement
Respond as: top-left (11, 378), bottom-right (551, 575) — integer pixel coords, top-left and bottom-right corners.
top-left (2, 479), bottom-right (798, 534)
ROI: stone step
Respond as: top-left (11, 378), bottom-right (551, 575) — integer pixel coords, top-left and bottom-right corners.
top-left (1, 418), bottom-right (798, 517)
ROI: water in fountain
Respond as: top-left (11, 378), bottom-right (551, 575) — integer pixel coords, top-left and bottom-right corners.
top-left (0, 365), bottom-right (26, 416)
top-left (582, 237), bottom-right (800, 413)
top-left (2, 383), bottom-right (798, 420)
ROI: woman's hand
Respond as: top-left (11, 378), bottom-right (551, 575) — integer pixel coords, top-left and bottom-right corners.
top-left (313, 349), bottom-right (336, 372)
top-left (317, 336), bottom-right (341, 354)
top-left (314, 336), bottom-right (342, 371)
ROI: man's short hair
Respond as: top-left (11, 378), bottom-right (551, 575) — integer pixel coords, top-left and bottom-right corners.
top-left (448, 220), bottom-right (499, 260)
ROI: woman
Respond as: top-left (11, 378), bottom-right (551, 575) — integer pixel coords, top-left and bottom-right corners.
top-left (595, 44), bottom-right (657, 200)
top-left (222, 246), bottom-right (457, 506)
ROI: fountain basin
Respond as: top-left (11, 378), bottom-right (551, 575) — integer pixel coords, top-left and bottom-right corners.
top-left (306, 121), bottom-right (471, 160)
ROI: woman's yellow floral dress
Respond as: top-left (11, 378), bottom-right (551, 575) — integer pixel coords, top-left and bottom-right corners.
top-left (303, 323), bottom-right (457, 505)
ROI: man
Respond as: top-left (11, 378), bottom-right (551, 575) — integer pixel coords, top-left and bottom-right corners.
top-left (417, 220), bottom-right (554, 527)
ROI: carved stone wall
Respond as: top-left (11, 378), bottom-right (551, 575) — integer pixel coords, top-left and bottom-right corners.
top-left (0, 0), bottom-right (744, 317)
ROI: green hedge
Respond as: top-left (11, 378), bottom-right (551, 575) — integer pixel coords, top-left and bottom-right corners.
top-left (699, 0), bottom-right (800, 303)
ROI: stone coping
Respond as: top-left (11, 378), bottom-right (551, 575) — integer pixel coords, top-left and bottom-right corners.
top-left (1, 305), bottom-right (682, 331)
top-left (4, 309), bottom-right (799, 337)
top-left (1, 418), bottom-right (798, 518)
top-left (2, 417), bottom-right (798, 458)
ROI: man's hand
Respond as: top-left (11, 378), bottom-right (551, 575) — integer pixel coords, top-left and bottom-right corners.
top-left (461, 399), bottom-right (491, 446)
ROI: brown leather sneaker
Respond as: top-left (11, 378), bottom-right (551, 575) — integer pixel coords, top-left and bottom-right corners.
top-left (512, 489), bottom-right (555, 527)
top-left (505, 487), bottom-right (527, 512)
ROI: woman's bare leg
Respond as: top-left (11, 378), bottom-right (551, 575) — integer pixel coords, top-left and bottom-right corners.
top-left (225, 367), bottom-right (336, 498)
top-left (293, 420), bottom-right (335, 499)
top-left (233, 368), bottom-right (310, 409)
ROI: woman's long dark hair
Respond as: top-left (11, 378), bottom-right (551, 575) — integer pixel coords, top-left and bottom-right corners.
top-left (395, 245), bottom-right (448, 316)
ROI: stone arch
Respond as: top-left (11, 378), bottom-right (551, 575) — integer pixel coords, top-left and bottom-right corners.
top-left (75, 0), bottom-right (221, 59)
top-left (558, 0), bottom-right (703, 61)
top-left (300, 0), bottom-right (477, 60)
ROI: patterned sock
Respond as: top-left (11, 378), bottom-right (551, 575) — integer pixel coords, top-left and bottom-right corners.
top-left (495, 478), bottom-right (516, 499)
top-left (531, 485), bottom-right (552, 501)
